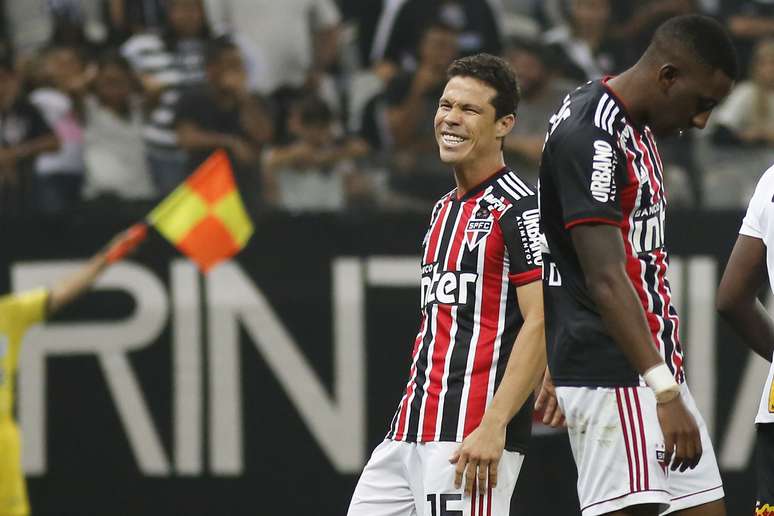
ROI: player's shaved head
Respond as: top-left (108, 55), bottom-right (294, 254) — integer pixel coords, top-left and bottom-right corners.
top-left (643, 15), bottom-right (738, 81)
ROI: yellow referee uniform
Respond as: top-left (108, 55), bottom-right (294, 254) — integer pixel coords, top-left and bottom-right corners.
top-left (0, 289), bottom-right (47, 516)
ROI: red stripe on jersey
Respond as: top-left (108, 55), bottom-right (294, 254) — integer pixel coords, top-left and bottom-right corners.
top-left (619, 134), bottom-right (668, 353)
top-left (487, 484), bottom-right (492, 516)
top-left (394, 374), bottom-right (416, 441)
top-left (463, 222), bottom-right (507, 437)
top-left (424, 200), bottom-right (452, 264)
top-left (654, 248), bottom-right (683, 381)
top-left (634, 131), bottom-right (661, 203)
top-left (393, 315), bottom-right (428, 440)
top-left (420, 198), bottom-right (479, 440)
top-left (509, 268), bottom-right (541, 286)
top-left (565, 217), bottom-right (622, 229)
top-left (644, 129), bottom-right (664, 176)
top-left (632, 388), bottom-right (649, 490)
top-left (479, 486), bottom-right (485, 515)
top-left (619, 145), bottom-right (653, 336)
top-left (615, 388), bottom-right (635, 492)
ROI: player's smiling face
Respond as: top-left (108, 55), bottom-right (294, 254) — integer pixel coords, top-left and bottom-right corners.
top-left (434, 76), bottom-right (513, 167)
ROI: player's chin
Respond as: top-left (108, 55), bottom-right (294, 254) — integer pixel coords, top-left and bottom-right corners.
top-left (438, 146), bottom-right (466, 164)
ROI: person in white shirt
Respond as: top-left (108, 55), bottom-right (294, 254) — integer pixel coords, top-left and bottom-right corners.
top-left (203, 0), bottom-right (341, 94)
top-left (717, 164), bottom-right (774, 516)
top-left (83, 51), bottom-right (155, 201)
top-left (30, 45), bottom-right (89, 215)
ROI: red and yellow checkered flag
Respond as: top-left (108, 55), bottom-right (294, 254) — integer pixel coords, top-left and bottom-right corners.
top-left (148, 150), bottom-right (254, 272)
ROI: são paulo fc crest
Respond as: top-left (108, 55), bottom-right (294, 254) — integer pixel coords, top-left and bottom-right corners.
top-left (465, 206), bottom-right (493, 250)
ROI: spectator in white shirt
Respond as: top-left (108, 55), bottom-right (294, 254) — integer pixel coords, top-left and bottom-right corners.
top-left (83, 50), bottom-right (155, 201)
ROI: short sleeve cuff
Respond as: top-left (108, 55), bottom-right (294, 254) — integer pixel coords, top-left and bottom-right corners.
top-left (740, 218), bottom-right (762, 239)
top-left (565, 217), bottom-right (622, 230)
top-left (509, 268), bottom-right (542, 286)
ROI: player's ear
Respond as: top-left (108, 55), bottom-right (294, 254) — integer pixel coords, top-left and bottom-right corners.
top-left (495, 113), bottom-right (515, 139)
top-left (657, 64), bottom-right (679, 93)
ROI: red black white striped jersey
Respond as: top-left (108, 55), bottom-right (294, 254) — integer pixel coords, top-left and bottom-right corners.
top-left (539, 78), bottom-right (684, 387)
top-left (387, 167), bottom-right (542, 453)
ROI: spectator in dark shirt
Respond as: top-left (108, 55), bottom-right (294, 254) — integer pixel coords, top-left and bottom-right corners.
top-left (0, 53), bottom-right (59, 217)
top-left (503, 38), bottom-right (574, 183)
top-left (384, 22), bottom-right (459, 205)
top-left (724, 0), bottom-right (774, 74)
top-left (122, 0), bottom-right (212, 196)
top-left (105, 0), bottom-right (168, 44)
top-left (370, 0), bottom-right (502, 69)
top-left (609, 0), bottom-right (697, 65)
top-left (175, 37), bottom-right (273, 207)
top-left (543, 0), bottom-right (625, 82)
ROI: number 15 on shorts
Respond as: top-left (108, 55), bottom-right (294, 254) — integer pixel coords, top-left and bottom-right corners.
top-left (427, 493), bottom-right (462, 516)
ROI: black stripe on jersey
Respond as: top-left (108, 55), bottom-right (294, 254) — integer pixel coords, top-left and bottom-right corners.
top-left (437, 223), bottom-right (481, 440)
top-left (642, 255), bottom-right (662, 317)
top-left (630, 134), bottom-right (661, 207)
top-left (406, 201), bottom-right (462, 439)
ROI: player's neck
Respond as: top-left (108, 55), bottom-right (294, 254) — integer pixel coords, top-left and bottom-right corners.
top-left (453, 153), bottom-right (506, 198)
top-left (606, 68), bottom-right (651, 128)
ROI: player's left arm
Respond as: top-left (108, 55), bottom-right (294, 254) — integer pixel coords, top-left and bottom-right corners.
top-left (717, 234), bottom-right (774, 362)
top-left (46, 224), bottom-right (148, 317)
top-left (450, 279), bottom-right (545, 494)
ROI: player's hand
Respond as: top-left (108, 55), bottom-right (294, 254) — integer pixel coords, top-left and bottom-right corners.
top-left (104, 223), bottom-right (148, 264)
top-left (535, 369), bottom-right (565, 427)
top-left (449, 418), bottom-right (504, 496)
top-left (657, 394), bottom-right (702, 472)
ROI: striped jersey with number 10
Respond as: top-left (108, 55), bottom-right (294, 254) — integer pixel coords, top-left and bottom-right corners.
top-left (540, 78), bottom-right (685, 388)
top-left (387, 168), bottom-right (542, 453)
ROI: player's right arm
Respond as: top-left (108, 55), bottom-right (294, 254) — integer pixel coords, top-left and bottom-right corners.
top-left (717, 235), bottom-right (774, 361)
top-left (47, 224), bottom-right (147, 316)
top-left (548, 119), bottom-right (701, 471)
top-left (717, 169), bottom-right (774, 362)
top-left (572, 224), bottom-right (701, 472)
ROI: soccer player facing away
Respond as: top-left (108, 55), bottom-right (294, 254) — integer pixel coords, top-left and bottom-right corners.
top-left (0, 225), bottom-right (146, 516)
top-left (716, 165), bottom-right (774, 516)
top-left (539, 15), bottom-right (736, 516)
top-left (348, 54), bottom-right (546, 516)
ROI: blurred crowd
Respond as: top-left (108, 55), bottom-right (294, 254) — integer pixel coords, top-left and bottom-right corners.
top-left (1, 0), bottom-right (773, 220)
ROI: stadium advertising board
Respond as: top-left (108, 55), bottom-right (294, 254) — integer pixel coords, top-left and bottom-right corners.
top-left (0, 212), bottom-right (763, 515)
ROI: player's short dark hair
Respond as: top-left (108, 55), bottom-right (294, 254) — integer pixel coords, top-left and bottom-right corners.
top-left (446, 53), bottom-right (520, 119)
top-left (646, 15), bottom-right (739, 80)
top-left (295, 95), bottom-right (333, 126)
top-left (205, 35), bottom-right (239, 66)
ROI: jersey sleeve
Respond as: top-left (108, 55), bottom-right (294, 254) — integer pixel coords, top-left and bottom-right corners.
top-left (0, 288), bottom-right (48, 334)
top-left (740, 166), bottom-right (774, 242)
top-left (498, 196), bottom-right (542, 286)
top-left (549, 125), bottom-right (624, 229)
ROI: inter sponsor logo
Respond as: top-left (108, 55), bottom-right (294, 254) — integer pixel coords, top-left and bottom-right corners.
top-left (420, 263), bottom-right (478, 308)
top-left (590, 139), bottom-right (616, 203)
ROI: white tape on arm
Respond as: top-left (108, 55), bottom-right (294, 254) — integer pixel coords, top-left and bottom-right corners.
top-left (643, 363), bottom-right (680, 404)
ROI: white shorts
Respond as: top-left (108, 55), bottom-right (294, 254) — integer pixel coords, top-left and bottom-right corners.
top-left (556, 383), bottom-right (723, 516)
top-left (347, 440), bottom-right (525, 516)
